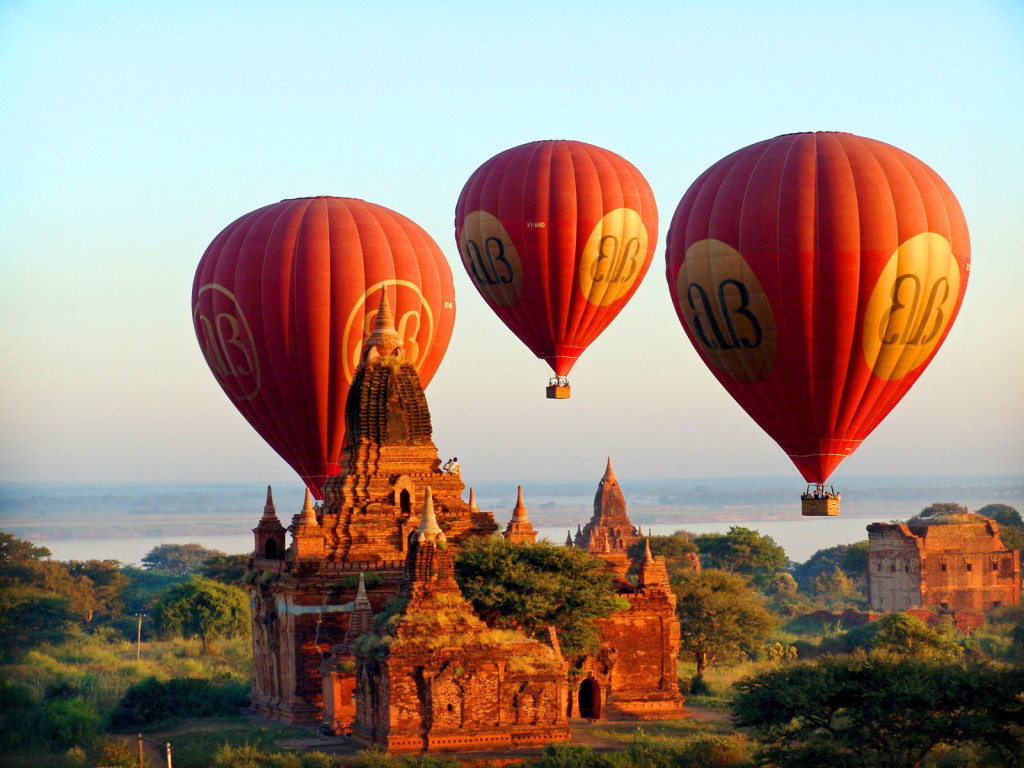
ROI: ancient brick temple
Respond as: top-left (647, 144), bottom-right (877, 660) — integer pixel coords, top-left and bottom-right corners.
top-left (245, 293), bottom-right (686, 751)
top-left (565, 459), bottom-right (686, 720)
top-left (867, 516), bottom-right (1021, 613)
top-left (352, 487), bottom-right (569, 752)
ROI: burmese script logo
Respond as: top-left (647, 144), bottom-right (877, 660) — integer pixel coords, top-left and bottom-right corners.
top-left (579, 208), bottom-right (649, 307)
top-left (676, 239), bottom-right (777, 383)
top-left (343, 280), bottom-right (437, 384)
top-left (863, 232), bottom-right (961, 381)
top-left (193, 284), bottom-right (261, 402)
top-left (458, 210), bottom-right (524, 308)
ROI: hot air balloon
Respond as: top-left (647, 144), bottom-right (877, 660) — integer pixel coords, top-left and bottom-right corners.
top-left (192, 196), bottom-right (455, 499)
top-left (455, 140), bottom-right (658, 398)
top-left (665, 132), bottom-right (970, 515)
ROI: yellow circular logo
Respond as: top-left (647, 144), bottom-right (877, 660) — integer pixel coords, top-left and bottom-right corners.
top-left (676, 239), bottom-right (776, 383)
top-left (342, 280), bottom-right (435, 384)
top-left (459, 210), bottom-right (523, 307)
top-left (193, 284), bottom-right (261, 401)
top-left (862, 232), bottom-right (961, 381)
top-left (579, 208), bottom-right (649, 307)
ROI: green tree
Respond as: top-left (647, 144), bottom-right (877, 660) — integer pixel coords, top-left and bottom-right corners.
top-left (141, 543), bottom-right (222, 575)
top-left (732, 656), bottom-right (1024, 768)
top-left (692, 526), bottom-right (787, 588)
top-left (200, 553), bottom-right (251, 585)
top-left (791, 541), bottom-right (869, 595)
top-left (672, 569), bottom-right (776, 676)
top-left (0, 533), bottom-right (93, 655)
top-left (811, 566), bottom-right (854, 599)
top-left (919, 502), bottom-right (969, 518)
top-left (453, 537), bottom-right (627, 658)
top-left (826, 613), bottom-right (964, 661)
top-left (977, 503), bottom-right (1024, 528)
top-left (67, 559), bottom-right (128, 620)
top-left (151, 576), bottom-right (249, 653)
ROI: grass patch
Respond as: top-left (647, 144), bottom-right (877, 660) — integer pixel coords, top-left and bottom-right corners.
top-left (152, 719), bottom-right (314, 768)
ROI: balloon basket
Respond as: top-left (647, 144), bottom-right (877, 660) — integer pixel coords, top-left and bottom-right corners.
top-left (546, 384), bottom-right (571, 399)
top-left (801, 497), bottom-right (840, 517)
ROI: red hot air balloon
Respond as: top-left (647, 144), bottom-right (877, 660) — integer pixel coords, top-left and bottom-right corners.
top-left (665, 132), bottom-right (969, 513)
top-left (455, 140), bottom-right (658, 398)
top-left (192, 197), bottom-right (455, 498)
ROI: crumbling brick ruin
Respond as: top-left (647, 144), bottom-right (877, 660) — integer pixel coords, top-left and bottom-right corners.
top-left (245, 293), bottom-right (686, 752)
top-left (867, 517), bottom-right (1021, 613)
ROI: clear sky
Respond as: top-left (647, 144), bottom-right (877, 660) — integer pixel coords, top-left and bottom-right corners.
top-left (2, 0), bottom-right (1022, 488)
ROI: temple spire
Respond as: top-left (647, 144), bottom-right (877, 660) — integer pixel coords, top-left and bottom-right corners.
top-left (603, 456), bottom-right (616, 482)
top-left (468, 487), bottom-right (478, 512)
top-left (643, 536), bottom-right (654, 563)
top-left (565, 530), bottom-right (573, 547)
top-left (363, 289), bottom-right (403, 360)
top-left (416, 487), bottom-right (446, 543)
top-left (262, 485), bottom-right (277, 520)
top-left (512, 486), bottom-right (529, 521)
top-left (299, 488), bottom-right (319, 527)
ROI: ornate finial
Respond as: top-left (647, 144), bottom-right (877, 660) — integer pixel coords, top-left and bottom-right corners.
top-left (603, 456), bottom-right (616, 482)
top-left (644, 537), bottom-right (654, 563)
top-left (262, 485), bottom-right (277, 519)
top-left (468, 487), bottom-right (478, 512)
top-left (416, 486), bottom-right (446, 543)
top-left (299, 488), bottom-right (319, 527)
top-left (356, 571), bottom-right (367, 600)
top-left (565, 530), bottom-right (573, 547)
top-left (363, 289), bottom-right (403, 360)
top-left (512, 485), bottom-right (529, 521)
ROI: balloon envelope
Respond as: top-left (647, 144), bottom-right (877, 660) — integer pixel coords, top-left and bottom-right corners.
top-left (192, 196), bottom-right (455, 498)
top-left (665, 132), bottom-right (970, 482)
top-left (455, 140), bottom-right (658, 381)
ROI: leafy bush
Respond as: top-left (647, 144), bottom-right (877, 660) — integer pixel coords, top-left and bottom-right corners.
top-left (92, 737), bottom-right (149, 767)
top-left (530, 743), bottom-right (612, 768)
top-left (107, 676), bottom-right (250, 729)
top-left (0, 677), bottom-right (39, 748)
top-left (211, 744), bottom-right (350, 767)
top-left (676, 733), bottom-right (751, 768)
top-left (40, 697), bottom-right (100, 747)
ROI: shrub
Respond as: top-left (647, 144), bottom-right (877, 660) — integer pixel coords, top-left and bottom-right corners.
top-left (677, 734), bottom-right (751, 768)
top-left (92, 737), bottom-right (149, 767)
top-left (40, 697), bottom-right (101, 748)
top-left (0, 677), bottom-right (39, 748)
top-left (531, 743), bottom-right (613, 768)
top-left (689, 674), bottom-right (711, 696)
top-left (212, 744), bottom-right (340, 768)
top-left (107, 676), bottom-right (250, 729)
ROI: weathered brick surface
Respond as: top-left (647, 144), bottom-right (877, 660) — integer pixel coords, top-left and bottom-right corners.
top-left (246, 306), bottom-right (686, 745)
top-left (566, 468), bottom-right (686, 720)
top-left (352, 492), bottom-right (570, 753)
top-left (868, 518), bottom-right (1021, 613)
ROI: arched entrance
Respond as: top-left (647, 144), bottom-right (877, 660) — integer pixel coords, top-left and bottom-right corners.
top-left (400, 489), bottom-right (411, 516)
top-left (578, 677), bottom-right (600, 719)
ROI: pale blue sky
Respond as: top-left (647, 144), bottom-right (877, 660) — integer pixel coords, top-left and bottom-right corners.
top-left (2, 0), bottom-right (1022, 486)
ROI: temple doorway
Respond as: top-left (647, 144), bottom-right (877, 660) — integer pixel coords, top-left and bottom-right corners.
top-left (578, 677), bottom-right (601, 719)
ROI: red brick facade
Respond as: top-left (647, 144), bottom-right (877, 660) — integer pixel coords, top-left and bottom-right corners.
top-left (245, 299), bottom-right (686, 751)
top-left (867, 518), bottom-right (1021, 613)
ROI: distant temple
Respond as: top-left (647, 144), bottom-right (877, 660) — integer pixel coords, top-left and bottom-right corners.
top-left (245, 294), bottom-right (685, 752)
top-left (867, 516), bottom-right (1021, 613)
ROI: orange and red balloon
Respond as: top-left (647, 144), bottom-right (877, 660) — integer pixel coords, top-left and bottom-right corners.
top-left (665, 132), bottom-right (970, 483)
top-left (455, 140), bottom-right (658, 385)
top-left (192, 196), bottom-right (455, 498)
